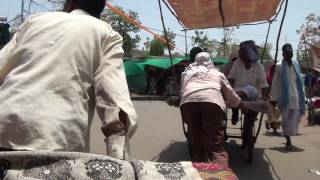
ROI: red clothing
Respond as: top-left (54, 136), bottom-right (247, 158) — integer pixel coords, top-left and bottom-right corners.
top-left (267, 63), bottom-right (276, 86)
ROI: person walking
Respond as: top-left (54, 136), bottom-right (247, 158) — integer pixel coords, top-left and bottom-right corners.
top-left (270, 43), bottom-right (305, 150)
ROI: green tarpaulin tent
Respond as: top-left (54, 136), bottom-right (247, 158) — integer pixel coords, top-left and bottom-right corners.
top-left (136, 57), bottom-right (186, 70)
top-left (124, 57), bottom-right (228, 93)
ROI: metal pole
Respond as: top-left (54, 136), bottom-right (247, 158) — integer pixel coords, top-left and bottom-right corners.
top-left (158, 0), bottom-right (174, 74)
top-left (261, 22), bottom-right (272, 63)
top-left (28, 0), bottom-right (32, 14)
top-left (223, 28), bottom-right (227, 57)
top-left (184, 29), bottom-right (188, 59)
top-left (219, 0), bottom-right (227, 57)
top-left (274, 0), bottom-right (289, 63)
top-left (21, 0), bottom-right (24, 23)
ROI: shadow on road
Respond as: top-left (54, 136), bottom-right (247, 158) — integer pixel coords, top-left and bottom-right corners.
top-left (270, 146), bottom-right (304, 153)
top-left (152, 139), bottom-right (280, 180)
top-left (263, 132), bottom-right (284, 137)
top-left (152, 140), bottom-right (191, 163)
top-left (226, 140), bottom-right (280, 180)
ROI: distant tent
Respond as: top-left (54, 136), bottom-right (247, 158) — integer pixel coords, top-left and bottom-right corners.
top-left (211, 57), bottom-right (228, 67)
top-left (136, 57), bottom-right (186, 70)
top-left (124, 57), bottom-right (228, 93)
top-left (124, 59), bottom-right (146, 93)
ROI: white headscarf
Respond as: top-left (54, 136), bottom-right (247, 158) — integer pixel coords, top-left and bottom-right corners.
top-left (182, 52), bottom-right (214, 83)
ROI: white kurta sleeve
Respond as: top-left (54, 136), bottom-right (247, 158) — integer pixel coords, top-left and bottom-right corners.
top-left (94, 29), bottom-right (137, 159)
top-left (228, 60), bottom-right (237, 80)
top-left (257, 63), bottom-right (269, 88)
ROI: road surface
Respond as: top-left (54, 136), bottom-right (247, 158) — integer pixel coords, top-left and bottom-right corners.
top-left (90, 101), bottom-right (320, 180)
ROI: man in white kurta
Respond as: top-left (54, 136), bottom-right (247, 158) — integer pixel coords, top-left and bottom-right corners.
top-left (228, 41), bottom-right (269, 161)
top-left (0, 0), bottom-right (137, 159)
top-left (271, 43), bottom-right (305, 150)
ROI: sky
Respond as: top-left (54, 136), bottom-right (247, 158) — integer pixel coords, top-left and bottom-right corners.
top-left (1, 0), bottom-right (320, 59)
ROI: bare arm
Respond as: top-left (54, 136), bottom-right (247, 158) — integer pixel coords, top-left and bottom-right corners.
top-left (270, 65), bottom-right (280, 106)
top-left (257, 63), bottom-right (270, 100)
top-left (228, 78), bottom-right (235, 87)
top-left (261, 87), bottom-right (269, 101)
top-left (227, 60), bottom-right (237, 87)
top-left (221, 75), bottom-right (241, 108)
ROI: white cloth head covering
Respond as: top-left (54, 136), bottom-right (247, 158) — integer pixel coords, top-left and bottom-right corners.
top-left (181, 52), bottom-right (214, 94)
top-left (235, 85), bottom-right (258, 100)
top-left (182, 52), bottom-right (214, 83)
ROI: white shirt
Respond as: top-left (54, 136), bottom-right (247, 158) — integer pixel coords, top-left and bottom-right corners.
top-left (0, 10), bottom-right (137, 155)
top-left (180, 67), bottom-right (241, 111)
top-left (271, 61), bottom-right (299, 110)
top-left (228, 59), bottom-right (268, 96)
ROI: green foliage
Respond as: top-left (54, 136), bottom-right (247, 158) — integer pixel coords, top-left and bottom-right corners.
top-left (144, 37), bottom-right (151, 51)
top-left (160, 28), bottom-right (176, 51)
top-left (297, 13), bottom-right (320, 63)
top-left (192, 29), bottom-right (238, 57)
top-left (101, 6), bottom-right (141, 57)
top-left (216, 27), bottom-right (238, 57)
top-left (191, 30), bottom-right (214, 52)
top-left (149, 37), bottom-right (165, 56)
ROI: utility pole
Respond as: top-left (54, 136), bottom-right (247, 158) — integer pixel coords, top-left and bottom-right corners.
top-left (223, 28), bottom-right (227, 57)
top-left (28, 0), bottom-right (32, 13)
top-left (21, 0), bottom-right (25, 23)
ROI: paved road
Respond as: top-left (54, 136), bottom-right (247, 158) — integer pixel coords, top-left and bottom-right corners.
top-left (90, 101), bottom-right (320, 180)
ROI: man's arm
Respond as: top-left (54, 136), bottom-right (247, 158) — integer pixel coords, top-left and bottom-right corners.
top-left (227, 61), bottom-right (237, 87)
top-left (228, 78), bottom-right (235, 87)
top-left (257, 63), bottom-right (269, 100)
top-left (221, 75), bottom-right (241, 108)
top-left (261, 87), bottom-right (269, 101)
top-left (270, 65), bottom-right (280, 106)
top-left (94, 29), bottom-right (137, 159)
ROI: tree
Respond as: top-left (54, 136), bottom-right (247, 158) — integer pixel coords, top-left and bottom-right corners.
top-left (191, 29), bottom-right (238, 57)
top-left (160, 28), bottom-right (176, 51)
top-left (259, 43), bottom-right (273, 60)
top-left (217, 27), bottom-right (238, 57)
top-left (149, 37), bottom-right (165, 56)
top-left (101, 6), bottom-right (141, 57)
top-left (144, 37), bottom-right (151, 51)
top-left (9, 0), bottom-right (65, 35)
top-left (297, 13), bottom-right (320, 65)
top-left (191, 30), bottom-right (215, 53)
